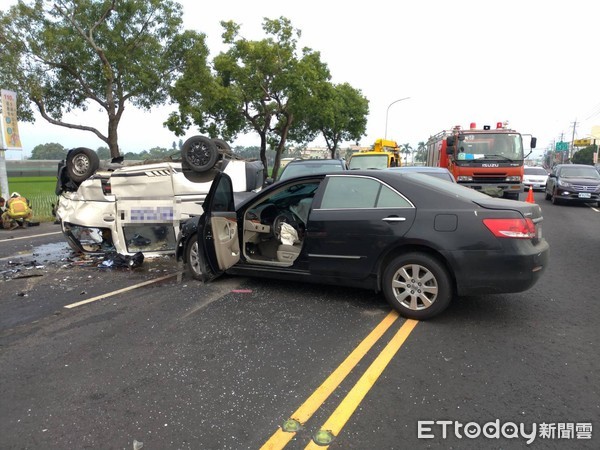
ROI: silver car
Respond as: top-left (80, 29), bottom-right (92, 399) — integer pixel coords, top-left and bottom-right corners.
top-left (523, 166), bottom-right (549, 191)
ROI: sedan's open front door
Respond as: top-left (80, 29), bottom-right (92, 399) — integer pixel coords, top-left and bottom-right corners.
top-left (201, 172), bottom-right (240, 277)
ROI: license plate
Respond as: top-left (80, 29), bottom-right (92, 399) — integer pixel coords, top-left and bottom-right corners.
top-left (537, 225), bottom-right (542, 239)
top-left (533, 184), bottom-right (540, 188)
top-left (578, 193), bottom-right (591, 198)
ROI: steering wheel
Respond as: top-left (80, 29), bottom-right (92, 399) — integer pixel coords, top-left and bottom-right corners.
top-left (273, 212), bottom-right (299, 241)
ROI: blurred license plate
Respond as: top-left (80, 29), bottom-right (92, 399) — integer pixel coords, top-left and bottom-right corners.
top-left (533, 184), bottom-right (540, 188)
top-left (537, 224), bottom-right (542, 239)
top-left (578, 193), bottom-right (591, 198)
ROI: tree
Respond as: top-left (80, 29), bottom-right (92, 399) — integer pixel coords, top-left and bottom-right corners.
top-left (166, 17), bottom-right (332, 179)
top-left (401, 143), bottom-right (413, 165)
top-left (415, 141), bottom-right (427, 163)
top-left (298, 82), bottom-right (369, 159)
top-left (0, 0), bottom-right (208, 159)
top-left (96, 147), bottom-right (111, 160)
top-left (571, 145), bottom-right (597, 165)
top-left (29, 142), bottom-right (67, 160)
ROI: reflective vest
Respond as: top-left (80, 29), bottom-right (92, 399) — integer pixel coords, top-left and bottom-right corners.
top-left (7, 197), bottom-right (31, 218)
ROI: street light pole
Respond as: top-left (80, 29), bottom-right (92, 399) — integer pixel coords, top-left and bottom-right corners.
top-left (384, 97), bottom-right (410, 139)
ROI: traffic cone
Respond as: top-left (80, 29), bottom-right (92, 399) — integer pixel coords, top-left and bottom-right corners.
top-left (525, 186), bottom-right (535, 204)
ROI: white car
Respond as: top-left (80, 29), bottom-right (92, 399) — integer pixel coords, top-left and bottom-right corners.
top-left (523, 166), bottom-right (549, 191)
top-left (56, 136), bottom-right (264, 256)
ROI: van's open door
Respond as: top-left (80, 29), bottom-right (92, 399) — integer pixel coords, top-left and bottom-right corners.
top-left (201, 172), bottom-right (240, 276)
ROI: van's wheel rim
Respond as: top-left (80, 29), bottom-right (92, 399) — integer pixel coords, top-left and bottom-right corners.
top-left (188, 141), bottom-right (213, 167)
top-left (72, 154), bottom-right (91, 177)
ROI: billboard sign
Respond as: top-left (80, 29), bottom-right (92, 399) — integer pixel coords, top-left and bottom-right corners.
top-left (1, 89), bottom-right (23, 150)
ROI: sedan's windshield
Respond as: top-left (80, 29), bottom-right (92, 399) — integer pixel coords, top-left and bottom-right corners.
top-left (560, 167), bottom-right (600, 178)
top-left (279, 162), bottom-right (344, 180)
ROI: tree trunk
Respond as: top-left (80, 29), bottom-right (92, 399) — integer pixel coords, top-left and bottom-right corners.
top-left (107, 115), bottom-right (121, 160)
top-left (258, 133), bottom-right (268, 181)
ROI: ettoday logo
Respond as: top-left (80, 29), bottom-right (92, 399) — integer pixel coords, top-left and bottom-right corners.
top-left (418, 420), bottom-right (593, 445)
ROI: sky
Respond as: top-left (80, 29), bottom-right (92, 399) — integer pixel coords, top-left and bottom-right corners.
top-left (2, 0), bottom-right (600, 160)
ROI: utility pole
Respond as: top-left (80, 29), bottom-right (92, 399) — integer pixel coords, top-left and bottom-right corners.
top-left (570, 120), bottom-right (577, 160)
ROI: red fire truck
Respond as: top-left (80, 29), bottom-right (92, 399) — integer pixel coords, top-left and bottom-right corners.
top-left (426, 122), bottom-right (536, 199)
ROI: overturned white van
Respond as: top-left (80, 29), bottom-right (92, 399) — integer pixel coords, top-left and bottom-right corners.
top-left (55, 136), bottom-right (263, 256)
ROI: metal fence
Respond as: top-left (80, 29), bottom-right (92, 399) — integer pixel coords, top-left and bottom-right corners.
top-left (5, 160), bottom-right (60, 177)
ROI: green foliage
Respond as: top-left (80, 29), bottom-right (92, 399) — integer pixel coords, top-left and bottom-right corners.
top-left (415, 141), bottom-right (427, 163)
top-left (167, 17), bottom-right (335, 180)
top-left (0, 0), bottom-right (207, 158)
top-left (297, 82), bottom-right (369, 158)
top-left (29, 142), bottom-right (67, 160)
top-left (96, 147), bottom-right (111, 159)
top-left (571, 145), bottom-right (597, 165)
top-left (7, 177), bottom-right (57, 221)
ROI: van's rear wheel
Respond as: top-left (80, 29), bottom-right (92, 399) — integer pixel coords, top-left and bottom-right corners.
top-left (181, 136), bottom-right (219, 172)
top-left (66, 147), bottom-right (100, 183)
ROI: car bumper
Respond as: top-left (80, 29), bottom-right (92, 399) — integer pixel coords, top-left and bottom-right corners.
top-left (449, 239), bottom-right (550, 296)
top-left (523, 182), bottom-right (546, 191)
top-left (553, 190), bottom-right (599, 203)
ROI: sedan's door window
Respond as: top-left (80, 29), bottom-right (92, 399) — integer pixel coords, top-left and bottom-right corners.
top-left (320, 176), bottom-right (412, 208)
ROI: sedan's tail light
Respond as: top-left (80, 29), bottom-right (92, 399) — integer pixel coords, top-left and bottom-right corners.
top-left (483, 218), bottom-right (536, 239)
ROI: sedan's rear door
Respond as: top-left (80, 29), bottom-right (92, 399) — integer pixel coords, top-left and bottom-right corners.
top-left (200, 172), bottom-right (240, 276)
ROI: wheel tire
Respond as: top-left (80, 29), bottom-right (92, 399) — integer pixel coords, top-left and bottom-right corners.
top-left (66, 147), bottom-right (100, 183)
top-left (212, 138), bottom-right (232, 156)
top-left (181, 136), bottom-right (219, 172)
top-left (185, 233), bottom-right (207, 281)
top-left (551, 190), bottom-right (561, 205)
top-left (382, 253), bottom-right (452, 320)
top-left (544, 190), bottom-right (551, 201)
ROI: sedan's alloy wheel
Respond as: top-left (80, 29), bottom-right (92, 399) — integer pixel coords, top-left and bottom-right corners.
top-left (391, 263), bottom-right (438, 310)
top-left (185, 234), bottom-right (207, 281)
top-left (382, 253), bottom-right (452, 320)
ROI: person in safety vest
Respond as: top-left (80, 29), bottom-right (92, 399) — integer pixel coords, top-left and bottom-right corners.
top-left (2, 192), bottom-right (33, 230)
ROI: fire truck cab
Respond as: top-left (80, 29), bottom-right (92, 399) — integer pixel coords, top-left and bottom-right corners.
top-left (426, 122), bottom-right (536, 199)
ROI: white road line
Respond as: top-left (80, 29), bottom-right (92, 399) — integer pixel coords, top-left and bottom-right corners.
top-left (0, 231), bottom-right (62, 242)
top-left (64, 272), bottom-right (180, 309)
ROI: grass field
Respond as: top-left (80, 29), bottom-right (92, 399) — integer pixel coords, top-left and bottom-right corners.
top-left (5, 177), bottom-right (58, 222)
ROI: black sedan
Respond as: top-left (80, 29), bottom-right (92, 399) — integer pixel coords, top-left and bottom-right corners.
top-left (177, 171), bottom-right (549, 320)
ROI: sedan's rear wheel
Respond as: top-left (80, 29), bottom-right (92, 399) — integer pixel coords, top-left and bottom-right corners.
top-left (382, 253), bottom-right (452, 320)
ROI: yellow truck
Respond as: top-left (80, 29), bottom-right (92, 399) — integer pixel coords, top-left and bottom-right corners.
top-left (348, 139), bottom-right (402, 170)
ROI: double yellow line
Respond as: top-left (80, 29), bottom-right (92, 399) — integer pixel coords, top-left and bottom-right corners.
top-left (261, 311), bottom-right (419, 449)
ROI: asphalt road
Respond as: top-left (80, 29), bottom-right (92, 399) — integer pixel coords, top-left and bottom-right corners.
top-left (0, 191), bottom-right (598, 450)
